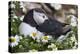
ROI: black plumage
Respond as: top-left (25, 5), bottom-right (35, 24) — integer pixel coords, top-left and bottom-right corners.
top-left (23, 8), bottom-right (46, 27)
top-left (23, 9), bottom-right (37, 27)
top-left (36, 18), bottom-right (71, 38)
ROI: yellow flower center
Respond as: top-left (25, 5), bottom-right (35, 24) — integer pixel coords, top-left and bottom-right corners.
top-left (32, 32), bottom-right (37, 37)
top-left (43, 36), bottom-right (48, 40)
top-left (9, 37), bottom-right (16, 42)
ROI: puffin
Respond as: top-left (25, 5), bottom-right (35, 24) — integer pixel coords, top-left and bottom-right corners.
top-left (19, 8), bottom-right (71, 38)
top-left (19, 8), bottom-right (48, 37)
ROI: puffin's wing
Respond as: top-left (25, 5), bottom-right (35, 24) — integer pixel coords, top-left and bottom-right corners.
top-left (36, 20), bottom-right (63, 35)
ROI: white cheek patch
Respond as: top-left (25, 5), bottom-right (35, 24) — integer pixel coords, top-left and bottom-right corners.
top-left (33, 10), bottom-right (48, 25)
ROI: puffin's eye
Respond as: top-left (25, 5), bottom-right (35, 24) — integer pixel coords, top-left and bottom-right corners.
top-left (43, 15), bottom-right (45, 18)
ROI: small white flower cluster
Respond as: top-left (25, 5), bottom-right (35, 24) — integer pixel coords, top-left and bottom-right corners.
top-left (30, 32), bottom-right (39, 40)
top-left (12, 14), bottom-right (24, 21)
top-left (10, 2), bottom-right (25, 21)
top-left (9, 32), bottom-right (52, 48)
top-left (41, 36), bottom-right (52, 43)
top-left (70, 34), bottom-right (78, 49)
top-left (20, 15), bottom-right (24, 21)
top-left (48, 43), bottom-right (57, 51)
top-left (10, 2), bottom-right (15, 8)
top-left (9, 35), bottom-right (22, 47)
top-left (13, 15), bottom-right (18, 19)
top-left (29, 32), bottom-right (52, 43)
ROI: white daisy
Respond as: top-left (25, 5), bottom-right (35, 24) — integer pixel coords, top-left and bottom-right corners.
top-left (9, 35), bottom-right (22, 47)
top-left (41, 36), bottom-right (52, 43)
top-left (10, 3), bottom-right (15, 8)
top-left (20, 15), bottom-right (24, 21)
top-left (48, 43), bottom-right (57, 51)
top-left (30, 31), bottom-right (44, 40)
top-left (30, 32), bottom-right (38, 40)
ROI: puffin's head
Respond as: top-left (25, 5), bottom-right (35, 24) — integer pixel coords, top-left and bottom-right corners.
top-left (23, 8), bottom-right (48, 27)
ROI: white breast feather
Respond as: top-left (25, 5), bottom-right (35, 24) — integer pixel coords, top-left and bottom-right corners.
top-left (19, 22), bottom-right (44, 37)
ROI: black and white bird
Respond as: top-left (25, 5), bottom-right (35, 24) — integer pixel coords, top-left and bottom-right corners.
top-left (19, 8), bottom-right (48, 37)
top-left (19, 8), bottom-right (71, 38)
